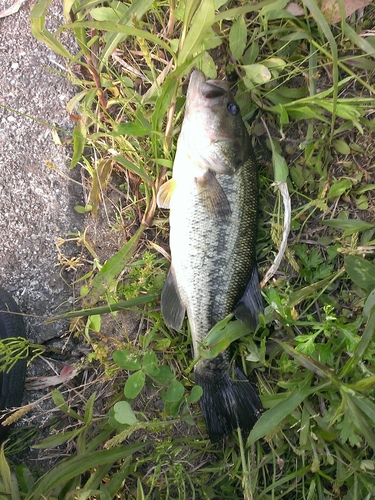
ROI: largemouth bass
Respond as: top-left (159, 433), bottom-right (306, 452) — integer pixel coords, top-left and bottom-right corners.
top-left (157, 70), bottom-right (263, 442)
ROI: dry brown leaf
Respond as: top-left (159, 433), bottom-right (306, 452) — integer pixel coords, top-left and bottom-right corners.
top-left (0, 0), bottom-right (26, 18)
top-left (286, 2), bottom-right (305, 16)
top-left (25, 365), bottom-right (78, 390)
top-left (321, 0), bottom-right (373, 24)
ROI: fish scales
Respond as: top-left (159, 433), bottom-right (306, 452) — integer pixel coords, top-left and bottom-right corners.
top-left (170, 165), bottom-right (258, 353)
top-left (157, 70), bottom-right (263, 442)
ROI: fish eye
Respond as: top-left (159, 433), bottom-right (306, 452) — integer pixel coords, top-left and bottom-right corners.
top-left (227, 102), bottom-right (238, 115)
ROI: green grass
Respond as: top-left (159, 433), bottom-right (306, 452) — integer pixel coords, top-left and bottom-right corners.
top-left (2, 0), bottom-right (375, 498)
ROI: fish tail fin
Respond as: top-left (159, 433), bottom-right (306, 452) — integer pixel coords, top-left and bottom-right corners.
top-left (195, 364), bottom-right (262, 443)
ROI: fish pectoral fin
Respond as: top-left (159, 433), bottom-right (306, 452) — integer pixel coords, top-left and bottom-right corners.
top-left (157, 178), bottom-right (176, 209)
top-left (195, 170), bottom-right (231, 220)
top-left (234, 267), bottom-right (263, 330)
top-left (161, 267), bottom-right (186, 330)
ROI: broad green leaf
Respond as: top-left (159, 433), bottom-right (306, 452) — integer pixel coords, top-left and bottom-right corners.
top-left (243, 41), bottom-right (259, 65)
top-left (345, 255), bottom-right (375, 291)
top-left (266, 86), bottom-right (308, 105)
top-left (242, 64), bottom-right (271, 85)
top-left (152, 365), bottom-right (174, 385)
top-left (113, 401), bottom-right (138, 425)
top-left (14, 465), bottom-right (34, 496)
top-left (199, 50), bottom-right (217, 78)
top-left (214, 0), bottom-right (228, 7)
top-left (113, 122), bottom-right (152, 137)
top-left (74, 204), bottom-right (92, 214)
top-left (202, 28), bottom-right (222, 51)
top-left (260, 0), bottom-right (289, 14)
top-left (51, 390), bottom-right (82, 421)
top-left (286, 105), bottom-right (330, 123)
top-left (322, 218), bottom-right (374, 236)
top-left (0, 444), bottom-right (13, 497)
top-left (350, 375), bottom-right (375, 392)
top-left (355, 194), bottom-right (369, 210)
top-left (215, 0), bottom-right (284, 21)
top-left (199, 315), bottom-right (251, 359)
top-left (124, 370), bottom-right (146, 399)
top-left (142, 351), bottom-right (159, 377)
top-left (30, 0), bottom-right (74, 59)
top-left (62, 0), bottom-right (76, 23)
top-left (115, 155), bottom-right (154, 186)
top-left (90, 7), bottom-right (122, 22)
top-left (178, 0), bottom-right (215, 64)
top-left (343, 22), bottom-right (375, 55)
top-left (265, 135), bottom-right (289, 183)
top-left (64, 20), bottom-right (176, 63)
top-left (71, 119), bottom-right (87, 169)
top-left (229, 15), bottom-right (247, 60)
top-left (272, 149), bottom-right (289, 184)
top-left (83, 226), bottom-right (144, 307)
top-left (87, 314), bottom-right (101, 333)
top-left (332, 139), bottom-right (350, 155)
top-left (186, 385), bottom-right (203, 404)
top-left (263, 57), bottom-right (287, 70)
top-left (32, 428), bottom-right (82, 449)
top-left (99, 0), bottom-right (155, 65)
top-left (84, 393), bottom-right (96, 426)
top-left (166, 379), bottom-right (185, 402)
top-left (247, 373), bottom-right (313, 445)
top-left (113, 350), bottom-right (141, 371)
top-left (327, 178), bottom-right (352, 199)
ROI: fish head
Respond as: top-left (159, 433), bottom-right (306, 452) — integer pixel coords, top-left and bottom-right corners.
top-left (180, 70), bottom-right (252, 175)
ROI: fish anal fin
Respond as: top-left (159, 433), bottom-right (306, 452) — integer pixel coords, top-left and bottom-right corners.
top-left (234, 267), bottom-right (263, 330)
top-left (157, 178), bottom-right (176, 209)
top-left (161, 267), bottom-right (186, 330)
top-left (195, 170), bottom-right (231, 220)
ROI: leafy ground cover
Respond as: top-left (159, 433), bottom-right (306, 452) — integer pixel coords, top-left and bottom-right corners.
top-left (2, 0), bottom-right (375, 498)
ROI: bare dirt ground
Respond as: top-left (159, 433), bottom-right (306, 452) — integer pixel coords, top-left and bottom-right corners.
top-left (0, 0), bottom-right (84, 466)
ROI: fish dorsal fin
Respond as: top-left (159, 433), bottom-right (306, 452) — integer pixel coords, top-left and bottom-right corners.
top-left (195, 170), bottom-right (231, 220)
top-left (157, 178), bottom-right (176, 209)
top-left (161, 267), bottom-right (186, 330)
top-left (234, 266), bottom-right (263, 330)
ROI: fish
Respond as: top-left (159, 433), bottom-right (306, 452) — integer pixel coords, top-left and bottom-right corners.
top-left (157, 69), bottom-right (263, 442)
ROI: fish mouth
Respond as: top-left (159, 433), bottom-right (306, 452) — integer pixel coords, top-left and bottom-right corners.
top-left (187, 70), bottom-right (231, 102)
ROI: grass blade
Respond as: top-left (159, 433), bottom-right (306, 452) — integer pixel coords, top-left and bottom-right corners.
top-left (83, 226), bottom-right (144, 307)
top-left (247, 373), bottom-right (313, 445)
top-left (25, 443), bottom-right (146, 499)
